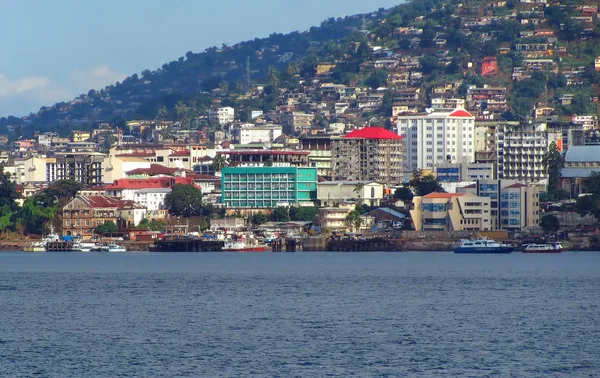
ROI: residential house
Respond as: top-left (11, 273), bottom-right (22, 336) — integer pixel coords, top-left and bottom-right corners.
top-left (411, 192), bottom-right (493, 231)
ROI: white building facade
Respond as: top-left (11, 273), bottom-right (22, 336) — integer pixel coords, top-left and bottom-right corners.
top-left (396, 108), bottom-right (476, 172)
top-left (209, 107), bottom-right (235, 126)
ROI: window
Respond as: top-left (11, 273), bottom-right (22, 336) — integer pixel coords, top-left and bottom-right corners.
top-left (85, 220), bottom-right (90, 226)
top-left (371, 187), bottom-right (375, 198)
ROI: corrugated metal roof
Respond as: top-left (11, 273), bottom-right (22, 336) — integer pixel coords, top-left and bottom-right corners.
top-left (423, 193), bottom-right (465, 198)
top-left (560, 168), bottom-right (600, 178)
top-left (564, 146), bottom-right (600, 162)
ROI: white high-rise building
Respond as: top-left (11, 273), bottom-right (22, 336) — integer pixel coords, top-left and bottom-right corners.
top-left (396, 108), bottom-right (476, 172)
top-left (209, 107), bottom-right (235, 126)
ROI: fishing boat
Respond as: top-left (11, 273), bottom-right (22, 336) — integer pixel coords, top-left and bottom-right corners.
top-left (453, 237), bottom-right (515, 254)
top-left (523, 241), bottom-right (563, 253)
top-left (23, 241), bottom-right (46, 252)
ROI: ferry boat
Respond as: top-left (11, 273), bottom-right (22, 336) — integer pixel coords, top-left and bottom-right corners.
top-left (71, 241), bottom-right (97, 252)
top-left (523, 241), bottom-right (563, 253)
top-left (453, 237), bottom-right (515, 254)
top-left (223, 239), bottom-right (267, 252)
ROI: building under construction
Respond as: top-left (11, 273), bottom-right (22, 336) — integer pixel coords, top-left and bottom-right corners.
top-left (331, 127), bottom-right (405, 185)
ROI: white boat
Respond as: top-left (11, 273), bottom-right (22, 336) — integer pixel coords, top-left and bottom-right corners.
top-left (71, 241), bottom-right (97, 252)
top-left (91, 243), bottom-right (126, 252)
top-left (223, 238), bottom-right (267, 252)
top-left (23, 241), bottom-right (46, 252)
top-left (453, 237), bottom-right (515, 254)
top-left (523, 241), bottom-right (563, 253)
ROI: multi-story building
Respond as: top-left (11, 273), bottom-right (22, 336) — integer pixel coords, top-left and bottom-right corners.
top-left (55, 152), bottom-right (105, 186)
top-left (231, 124), bottom-right (282, 145)
top-left (300, 135), bottom-right (333, 178)
top-left (208, 107), bottom-right (235, 126)
top-left (457, 180), bottom-right (541, 230)
top-left (434, 162), bottom-right (496, 182)
top-left (466, 86), bottom-right (507, 115)
top-left (496, 122), bottom-right (547, 183)
top-left (62, 195), bottom-right (146, 239)
top-left (217, 150), bottom-right (310, 167)
top-left (221, 167), bottom-right (317, 208)
top-left (560, 145), bottom-right (600, 196)
top-left (282, 112), bottom-right (314, 135)
top-left (396, 108), bottom-right (475, 173)
top-left (410, 192), bottom-right (492, 231)
top-left (317, 181), bottom-right (384, 207)
top-left (331, 127), bottom-right (404, 185)
top-left (481, 56), bottom-right (498, 76)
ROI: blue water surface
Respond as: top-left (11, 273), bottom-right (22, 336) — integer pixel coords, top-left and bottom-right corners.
top-left (0, 251), bottom-right (599, 377)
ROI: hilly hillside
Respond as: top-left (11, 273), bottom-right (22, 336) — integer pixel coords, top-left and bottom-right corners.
top-left (1, 0), bottom-right (600, 140)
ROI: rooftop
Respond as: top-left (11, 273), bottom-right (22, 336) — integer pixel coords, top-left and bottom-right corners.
top-left (344, 127), bottom-right (402, 140)
top-left (565, 146), bottom-right (600, 163)
top-left (423, 192), bottom-right (465, 199)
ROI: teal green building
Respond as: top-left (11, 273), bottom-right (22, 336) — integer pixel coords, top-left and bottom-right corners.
top-left (221, 167), bottom-right (317, 208)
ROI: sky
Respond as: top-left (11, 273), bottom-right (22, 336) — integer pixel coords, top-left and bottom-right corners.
top-left (0, 0), bottom-right (403, 117)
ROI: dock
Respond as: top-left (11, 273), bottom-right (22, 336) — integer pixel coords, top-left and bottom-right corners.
top-left (153, 238), bottom-right (224, 252)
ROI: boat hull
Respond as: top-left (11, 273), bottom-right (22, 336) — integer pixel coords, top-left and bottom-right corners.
top-left (454, 246), bottom-right (514, 254)
top-left (522, 249), bottom-right (562, 253)
top-left (223, 246), bottom-right (267, 252)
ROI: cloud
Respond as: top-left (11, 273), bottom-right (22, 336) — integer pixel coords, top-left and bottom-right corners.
top-left (70, 64), bottom-right (127, 93)
top-left (0, 64), bottom-right (127, 116)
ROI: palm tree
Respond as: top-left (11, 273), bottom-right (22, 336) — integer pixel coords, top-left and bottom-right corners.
top-left (345, 210), bottom-right (362, 233)
top-left (268, 66), bottom-right (280, 88)
top-left (156, 105), bottom-right (168, 122)
top-left (286, 62), bottom-right (300, 77)
top-left (212, 154), bottom-right (229, 173)
top-left (354, 182), bottom-right (366, 205)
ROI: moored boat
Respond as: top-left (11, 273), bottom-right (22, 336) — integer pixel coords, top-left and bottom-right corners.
top-left (91, 243), bottom-right (127, 252)
top-left (223, 239), bottom-right (267, 252)
top-left (523, 241), bottom-right (563, 253)
top-left (453, 237), bottom-right (515, 254)
top-left (23, 241), bottom-right (46, 252)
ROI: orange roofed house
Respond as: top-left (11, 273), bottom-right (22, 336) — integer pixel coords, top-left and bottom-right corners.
top-left (410, 192), bottom-right (492, 231)
top-left (62, 196), bottom-right (147, 240)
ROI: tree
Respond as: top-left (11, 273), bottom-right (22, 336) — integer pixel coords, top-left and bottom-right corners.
top-left (270, 207), bottom-right (290, 222)
top-left (542, 141), bottom-right (564, 192)
top-left (137, 218), bottom-right (165, 231)
top-left (289, 206), bottom-right (318, 222)
top-left (268, 66), bottom-right (280, 88)
top-left (584, 171), bottom-right (600, 196)
top-left (252, 213), bottom-right (269, 225)
top-left (345, 210), bottom-right (362, 232)
top-left (394, 187), bottom-right (414, 202)
top-left (353, 182), bottom-right (366, 204)
top-left (420, 55), bottom-right (440, 75)
top-left (0, 167), bottom-right (19, 212)
top-left (364, 69), bottom-right (388, 89)
top-left (540, 214), bottom-right (560, 234)
top-left (95, 221), bottom-right (118, 235)
top-left (410, 169), bottom-right (445, 196)
top-left (212, 154), bottom-right (229, 173)
top-left (575, 194), bottom-right (600, 218)
top-left (164, 184), bottom-right (204, 217)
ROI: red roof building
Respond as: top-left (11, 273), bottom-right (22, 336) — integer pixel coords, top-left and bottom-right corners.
top-left (481, 56), bottom-right (498, 76)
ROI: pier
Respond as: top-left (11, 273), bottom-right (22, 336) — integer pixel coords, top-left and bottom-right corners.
top-left (153, 238), bottom-right (224, 252)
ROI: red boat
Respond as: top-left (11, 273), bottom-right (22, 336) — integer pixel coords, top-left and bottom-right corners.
top-left (523, 241), bottom-right (563, 253)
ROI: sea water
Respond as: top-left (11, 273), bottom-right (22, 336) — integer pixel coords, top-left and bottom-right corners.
top-left (1, 251), bottom-right (599, 377)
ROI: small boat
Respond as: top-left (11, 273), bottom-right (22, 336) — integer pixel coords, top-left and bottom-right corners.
top-left (23, 241), bottom-right (46, 252)
top-left (523, 241), bottom-right (563, 253)
top-left (71, 241), bottom-right (97, 252)
top-left (223, 239), bottom-right (267, 252)
top-left (453, 237), bottom-right (515, 254)
top-left (91, 243), bottom-right (127, 252)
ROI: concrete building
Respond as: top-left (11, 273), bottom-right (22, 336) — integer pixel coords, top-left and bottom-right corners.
top-left (496, 122), bottom-right (547, 183)
top-left (282, 112), bottom-right (314, 135)
top-left (435, 162), bottom-right (496, 182)
top-left (331, 127), bottom-right (404, 185)
top-left (317, 181), bottom-right (384, 207)
top-left (411, 192), bottom-right (492, 231)
top-left (457, 180), bottom-right (541, 231)
top-left (217, 150), bottom-right (310, 167)
top-left (300, 135), bottom-right (333, 178)
top-left (102, 154), bottom-right (151, 183)
top-left (560, 145), bottom-right (600, 196)
top-left (232, 124), bottom-right (282, 145)
top-left (55, 152), bottom-right (105, 186)
top-left (221, 167), bottom-right (317, 208)
top-left (396, 108), bottom-right (476, 172)
top-left (209, 107), bottom-right (235, 126)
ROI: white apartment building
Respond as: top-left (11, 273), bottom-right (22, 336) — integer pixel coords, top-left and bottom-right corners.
top-left (132, 188), bottom-right (172, 211)
top-left (396, 108), bottom-right (476, 172)
top-left (209, 107), bottom-right (235, 126)
top-left (496, 122), bottom-right (548, 183)
top-left (232, 124), bottom-right (282, 145)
